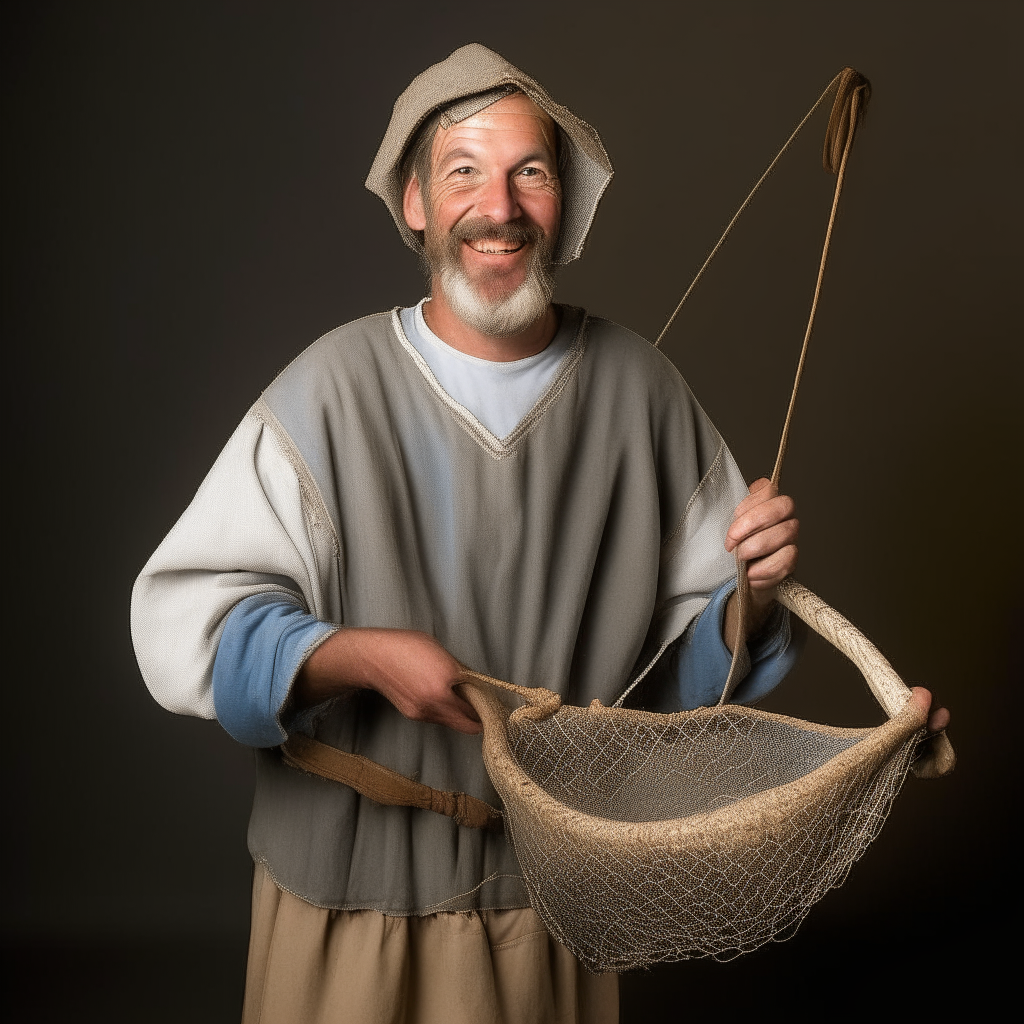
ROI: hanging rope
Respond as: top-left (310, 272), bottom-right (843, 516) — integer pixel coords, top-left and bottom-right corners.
top-left (770, 68), bottom-right (871, 487)
top-left (714, 67), bottom-right (871, 705)
top-left (653, 73), bottom-right (843, 350)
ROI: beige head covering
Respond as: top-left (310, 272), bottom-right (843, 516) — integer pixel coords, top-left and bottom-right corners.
top-left (365, 43), bottom-right (614, 265)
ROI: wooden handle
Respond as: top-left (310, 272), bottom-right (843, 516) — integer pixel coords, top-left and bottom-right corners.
top-left (776, 576), bottom-right (955, 777)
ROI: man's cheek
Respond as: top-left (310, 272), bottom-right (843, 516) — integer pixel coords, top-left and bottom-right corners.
top-left (431, 181), bottom-right (479, 215)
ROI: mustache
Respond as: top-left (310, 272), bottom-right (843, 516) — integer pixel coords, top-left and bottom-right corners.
top-left (426, 213), bottom-right (558, 337)
top-left (448, 217), bottom-right (544, 249)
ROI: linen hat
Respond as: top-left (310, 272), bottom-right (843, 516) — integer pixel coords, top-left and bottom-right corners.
top-left (365, 43), bottom-right (614, 265)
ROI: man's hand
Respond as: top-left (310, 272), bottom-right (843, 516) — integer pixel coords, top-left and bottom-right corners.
top-left (723, 478), bottom-right (799, 646)
top-left (722, 486), bottom-right (952, 737)
top-left (910, 686), bottom-right (952, 736)
top-left (293, 628), bottom-right (481, 735)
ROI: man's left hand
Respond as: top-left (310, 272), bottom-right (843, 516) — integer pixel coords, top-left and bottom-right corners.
top-left (724, 478), bottom-right (799, 636)
top-left (724, 480), bottom-right (952, 736)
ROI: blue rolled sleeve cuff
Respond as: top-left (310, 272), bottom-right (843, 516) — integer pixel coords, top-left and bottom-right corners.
top-left (655, 579), bottom-right (805, 711)
top-left (212, 592), bottom-right (337, 747)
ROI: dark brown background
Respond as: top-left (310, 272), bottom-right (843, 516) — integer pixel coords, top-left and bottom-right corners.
top-left (5, 1), bottom-right (1019, 1019)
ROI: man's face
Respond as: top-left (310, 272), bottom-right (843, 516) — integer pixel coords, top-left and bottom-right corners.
top-left (403, 93), bottom-right (562, 335)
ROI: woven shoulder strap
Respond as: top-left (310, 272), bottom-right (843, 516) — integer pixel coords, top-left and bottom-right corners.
top-left (280, 732), bottom-right (504, 831)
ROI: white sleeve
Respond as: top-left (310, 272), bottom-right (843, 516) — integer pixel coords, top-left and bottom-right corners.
top-left (652, 440), bottom-right (750, 647)
top-left (130, 407), bottom-right (341, 719)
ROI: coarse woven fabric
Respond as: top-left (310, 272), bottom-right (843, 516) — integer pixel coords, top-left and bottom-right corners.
top-left (365, 42), bottom-right (613, 264)
top-left (242, 862), bottom-right (618, 1024)
top-left (131, 307), bottom-right (750, 915)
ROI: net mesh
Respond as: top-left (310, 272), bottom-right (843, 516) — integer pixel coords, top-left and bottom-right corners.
top-left (465, 679), bottom-right (924, 973)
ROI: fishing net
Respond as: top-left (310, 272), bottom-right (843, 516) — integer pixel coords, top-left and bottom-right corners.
top-left (459, 578), bottom-right (953, 972)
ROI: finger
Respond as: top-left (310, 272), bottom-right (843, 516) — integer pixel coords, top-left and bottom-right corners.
top-left (908, 687), bottom-right (951, 736)
top-left (731, 494), bottom-right (795, 538)
top-left (745, 544), bottom-right (798, 588)
top-left (451, 690), bottom-right (481, 724)
top-left (437, 713), bottom-right (483, 735)
top-left (927, 706), bottom-right (950, 735)
top-left (404, 701), bottom-right (482, 734)
top-left (726, 495), bottom-right (796, 551)
top-left (729, 485), bottom-right (776, 527)
top-left (731, 479), bottom-right (777, 521)
top-left (734, 520), bottom-right (800, 564)
top-left (908, 686), bottom-right (933, 716)
top-left (420, 691), bottom-right (483, 735)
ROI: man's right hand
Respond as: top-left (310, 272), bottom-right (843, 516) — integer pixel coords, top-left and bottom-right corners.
top-left (292, 627), bottom-right (481, 735)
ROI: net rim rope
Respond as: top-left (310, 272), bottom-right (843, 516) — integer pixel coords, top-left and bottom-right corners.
top-left (455, 575), bottom-right (952, 970)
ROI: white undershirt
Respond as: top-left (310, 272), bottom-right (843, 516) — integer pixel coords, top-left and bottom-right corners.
top-left (399, 299), bottom-right (575, 439)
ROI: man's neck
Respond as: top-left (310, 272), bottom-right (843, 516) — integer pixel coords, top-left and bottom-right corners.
top-left (421, 285), bottom-right (558, 362)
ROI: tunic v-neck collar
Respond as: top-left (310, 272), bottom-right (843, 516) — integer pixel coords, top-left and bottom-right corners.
top-left (391, 303), bottom-right (587, 459)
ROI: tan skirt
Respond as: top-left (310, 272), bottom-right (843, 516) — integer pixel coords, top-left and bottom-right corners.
top-left (242, 862), bottom-right (618, 1024)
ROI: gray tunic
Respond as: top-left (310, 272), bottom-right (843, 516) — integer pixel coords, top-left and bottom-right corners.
top-left (132, 305), bottom-right (749, 914)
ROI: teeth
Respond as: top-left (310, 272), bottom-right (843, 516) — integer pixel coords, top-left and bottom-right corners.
top-left (470, 241), bottom-right (523, 254)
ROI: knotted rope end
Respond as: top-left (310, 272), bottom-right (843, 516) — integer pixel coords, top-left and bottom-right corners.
top-left (823, 67), bottom-right (871, 173)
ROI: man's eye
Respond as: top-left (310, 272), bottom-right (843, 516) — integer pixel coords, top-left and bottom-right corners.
top-left (455, 167), bottom-right (474, 175)
top-left (520, 167), bottom-right (541, 177)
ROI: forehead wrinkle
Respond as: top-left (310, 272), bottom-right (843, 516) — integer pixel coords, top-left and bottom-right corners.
top-left (462, 109), bottom-right (555, 131)
top-left (437, 145), bottom-right (485, 164)
top-left (435, 142), bottom-right (557, 169)
top-left (431, 96), bottom-right (557, 167)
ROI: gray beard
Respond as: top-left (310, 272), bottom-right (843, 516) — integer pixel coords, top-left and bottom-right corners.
top-left (424, 215), bottom-right (556, 337)
top-left (437, 257), bottom-right (555, 338)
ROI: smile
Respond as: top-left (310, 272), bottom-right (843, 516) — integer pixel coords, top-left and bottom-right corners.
top-left (465, 240), bottom-right (527, 255)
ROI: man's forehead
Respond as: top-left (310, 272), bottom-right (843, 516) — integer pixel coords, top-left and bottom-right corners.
top-left (432, 94), bottom-right (557, 160)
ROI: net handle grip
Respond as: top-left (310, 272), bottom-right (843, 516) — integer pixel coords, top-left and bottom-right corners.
top-left (776, 577), bottom-right (955, 777)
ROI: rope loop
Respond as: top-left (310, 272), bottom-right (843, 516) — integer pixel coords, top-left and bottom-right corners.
top-left (823, 68), bottom-right (871, 173)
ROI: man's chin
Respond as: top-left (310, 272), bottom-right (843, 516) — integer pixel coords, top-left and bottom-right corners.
top-left (462, 277), bottom-right (530, 309)
top-left (458, 251), bottom-right (531, 297)
top-left (439, 265), bottom-right (554, 338)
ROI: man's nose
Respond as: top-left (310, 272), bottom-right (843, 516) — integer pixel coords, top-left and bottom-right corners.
top-left (474, 174), bottom-right (522, 224)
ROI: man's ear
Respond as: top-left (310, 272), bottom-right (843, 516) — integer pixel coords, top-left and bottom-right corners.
top-left (403, 175), bottom-right (427, 233)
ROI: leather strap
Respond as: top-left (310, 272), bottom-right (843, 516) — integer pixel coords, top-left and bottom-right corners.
top-left (280, 732), bottom-right (504, 831)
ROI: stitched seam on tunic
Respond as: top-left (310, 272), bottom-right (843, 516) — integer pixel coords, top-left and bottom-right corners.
top-left (614, 441), bottom-right (729, 707)
top-left (388, 307), bottom-right (588, 461)
top-left (660, 439), bottom-right (726, 557)
top-left (252, 400), bottom-right (341, 561)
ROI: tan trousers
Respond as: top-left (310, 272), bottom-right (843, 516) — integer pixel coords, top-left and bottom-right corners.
top-left (242, 863), bottom-right (618, 1024)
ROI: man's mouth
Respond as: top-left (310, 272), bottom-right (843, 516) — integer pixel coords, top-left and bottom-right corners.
top-left (466, 239), bottom-right (528, 256)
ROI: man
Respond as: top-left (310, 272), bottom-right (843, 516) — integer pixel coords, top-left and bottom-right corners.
top-left (131, 44), bottom-right (948, 1024)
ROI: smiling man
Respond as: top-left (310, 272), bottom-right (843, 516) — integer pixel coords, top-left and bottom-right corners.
top-left (131, 44), bottom-right (943, 1024)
